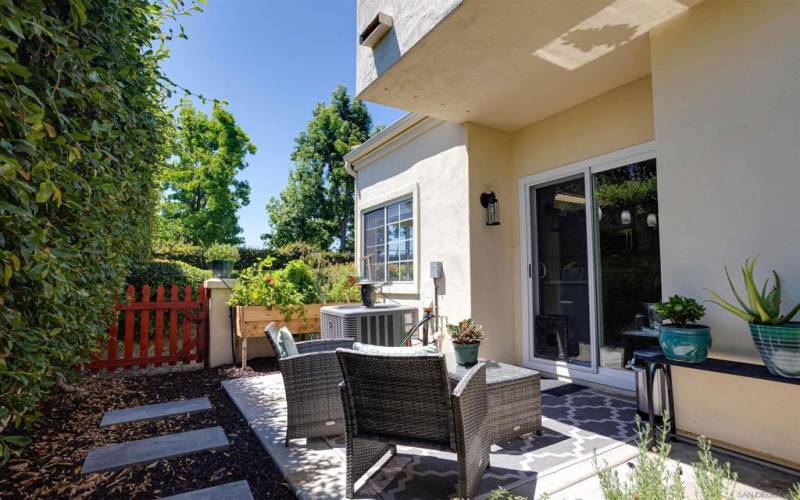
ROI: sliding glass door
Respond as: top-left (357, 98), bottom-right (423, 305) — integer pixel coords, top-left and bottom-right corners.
top-left (530, 177), bottom-right (593, 368)
top-left (525, 148), bottom-right (660, 386)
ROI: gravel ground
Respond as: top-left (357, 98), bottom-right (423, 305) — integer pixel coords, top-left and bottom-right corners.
top-left (0, 359), bottom-right (295, 499)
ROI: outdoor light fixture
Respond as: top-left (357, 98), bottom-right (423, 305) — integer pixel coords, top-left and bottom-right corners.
top-left (647, 213), bottom-right (658, 227)
top-left (480, 191), bottom-right (500, 226)
top-left (621, 210), bottom-right (632, 225)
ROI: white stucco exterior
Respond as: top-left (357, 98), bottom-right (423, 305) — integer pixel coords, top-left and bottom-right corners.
top-left (351, 119), bottom-right (472, 341)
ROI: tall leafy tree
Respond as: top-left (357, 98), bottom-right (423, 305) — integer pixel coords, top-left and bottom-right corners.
top-left (159, 99), bottom-right (255, 245)
top-left (264, 86), bottom-right (371, 251)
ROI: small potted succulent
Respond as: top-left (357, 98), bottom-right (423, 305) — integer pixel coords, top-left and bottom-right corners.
top-left (706, 258), bottom-right (800, 378)
top-left (655, 295), bottom-right (710, 363)
top-left (204, 243), bottom-right (240, 278)
top-left (447, 318), bottom-right (484, 366)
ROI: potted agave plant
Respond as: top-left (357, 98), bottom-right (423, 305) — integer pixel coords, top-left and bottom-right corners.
top-left (706, 257), bottom-right (800, 378)
top-left (447, 319), bottom-right (484, 366)
top-left (205, 243), bottom-right (240, 279)
top-left (655, 295), bottom-right (710, 363)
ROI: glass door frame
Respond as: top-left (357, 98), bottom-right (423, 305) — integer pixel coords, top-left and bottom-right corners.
top-left (518, 141), bottom-right (656, 390)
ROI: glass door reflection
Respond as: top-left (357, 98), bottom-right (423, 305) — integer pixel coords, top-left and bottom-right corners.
top-left (593, 159), bottom-right (661, 371)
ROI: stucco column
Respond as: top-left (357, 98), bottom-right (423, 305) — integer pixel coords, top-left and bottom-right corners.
top-left (204, 278), bottom-right (237, 368)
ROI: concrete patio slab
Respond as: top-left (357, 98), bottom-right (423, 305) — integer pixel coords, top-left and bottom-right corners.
top-left (222, 373), bottom-right (641, 500)
top-left (538, 440), bottom-right (800, 500)
top-left (222, 374), bottom-right (348, 500)
top-left (100, 397), bottom-right (212, 427)
top-left (160, 480), bottom-right (254, 500)
top-left (81, 426), bottom-right (229, 475)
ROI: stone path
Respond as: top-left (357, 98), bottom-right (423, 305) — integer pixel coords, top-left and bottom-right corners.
top-left (81, 397), bottom-right (253, 499)
top-left (81, 426), bottom-right (229, 474)
top-left (160, 480), bottom-right (255, 500)
top-left (100, 397), bottom-right (212, 427)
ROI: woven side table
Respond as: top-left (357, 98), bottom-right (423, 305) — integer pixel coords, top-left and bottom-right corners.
top-left (445, 352), bottom-right (541, 444)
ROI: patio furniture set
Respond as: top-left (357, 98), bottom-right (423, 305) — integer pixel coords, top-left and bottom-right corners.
top-left (264, 322), bottom-right (542, 498)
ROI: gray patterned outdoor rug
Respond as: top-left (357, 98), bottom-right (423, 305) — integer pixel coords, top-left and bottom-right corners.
top-left (223, 375), bottom-right (638, 500)
top-left (326, 386), bottom-right (638, 499)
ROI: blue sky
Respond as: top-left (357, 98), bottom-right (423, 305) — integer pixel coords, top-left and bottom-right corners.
top-left (161, 0), bottom-right (405, 247)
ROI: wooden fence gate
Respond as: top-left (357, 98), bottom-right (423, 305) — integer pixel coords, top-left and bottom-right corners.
top-left (88, 284), bottom-right (208, 371)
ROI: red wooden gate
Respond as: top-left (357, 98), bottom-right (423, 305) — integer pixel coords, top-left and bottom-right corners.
top-left (88, 284), bottom-right (208, 371)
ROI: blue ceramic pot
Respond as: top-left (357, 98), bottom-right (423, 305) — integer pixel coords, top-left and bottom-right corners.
top-left (659, 324), bottom-right (711, 363)
top-left (453, 342), bottom-right (480, 366)
top-left (749, 322), bottom-right (800, 379)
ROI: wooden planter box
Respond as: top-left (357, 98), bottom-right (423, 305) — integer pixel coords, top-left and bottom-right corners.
top-left (235, 304), bottom-right (341, 368)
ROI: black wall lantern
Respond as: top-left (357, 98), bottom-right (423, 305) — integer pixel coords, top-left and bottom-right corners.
top-left (480, 191), bottom-right (501, 226)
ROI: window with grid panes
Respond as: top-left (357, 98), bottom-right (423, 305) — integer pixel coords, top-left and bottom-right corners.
top-left (362, 198), bottom-right (414, 282)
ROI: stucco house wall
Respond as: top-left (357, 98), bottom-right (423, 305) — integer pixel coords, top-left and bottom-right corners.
top-left (649, 0), bottom-right (800, 466)
top-left (652, 0), bottom-right (800, 362)
top-left (353, 119), bottom-right (472, 340)
top-left (464, 124), bottom-right (514, 363)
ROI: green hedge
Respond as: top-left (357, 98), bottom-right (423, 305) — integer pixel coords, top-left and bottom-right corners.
top-left (152, 241), bottom-right (207, 269)
top-left (154, 241), bottom-right (354, 273)
top-left (0, 0), bottom-right (181, 452)
top-left (126, 260), bottom-right (212, 300)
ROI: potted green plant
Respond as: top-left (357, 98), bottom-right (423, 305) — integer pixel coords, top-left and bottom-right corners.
top-left (706, 257), bottom-right (800, 378)
top-left (204, 243), bottom-right (240, 278)
top-left (655, 295), bottom-right (710, 363)
top-left (447, 319), bottom-right (484, 366)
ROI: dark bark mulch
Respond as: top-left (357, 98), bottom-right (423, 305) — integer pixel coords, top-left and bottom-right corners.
top-left (0, 359), bottom-right (295, 499)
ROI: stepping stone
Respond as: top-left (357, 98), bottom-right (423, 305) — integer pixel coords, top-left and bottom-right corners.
top-left (81, 426), bottom-right (229, 474)
top-left (160, 481), bottom-right (254, 500)
top-left (100, 397), bottom-right (212, 427)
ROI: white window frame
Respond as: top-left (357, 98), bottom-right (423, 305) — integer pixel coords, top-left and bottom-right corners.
top-left (357, 184), bottom-right (420, 295)
top-left (518, 141), bottom-right (656, 391)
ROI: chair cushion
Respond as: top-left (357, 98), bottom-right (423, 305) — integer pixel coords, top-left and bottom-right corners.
top-left (278, 327), bottom-right (299, 357)
top-left (352, 342), bottom-right (439, 356)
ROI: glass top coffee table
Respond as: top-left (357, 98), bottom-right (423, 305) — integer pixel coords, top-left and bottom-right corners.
top-left (444, 352), bottom-right (542, 444)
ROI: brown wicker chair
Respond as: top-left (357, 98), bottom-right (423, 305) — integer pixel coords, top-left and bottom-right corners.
top-left (264, 322), bottom-right (354, 446)
top-left (337, 349), bottom-right (490, 499)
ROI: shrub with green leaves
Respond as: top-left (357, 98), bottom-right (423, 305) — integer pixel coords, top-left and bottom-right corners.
top-left (0, 0), bottom-right (201, 460)
top-left (227, 257), bottom-right (304, 320)
top-left (126, 259), bottom-right (211, 299)
top-left (227, 257), bottom-right (358, 320)
top-left (152, 241), bottom-right (207, 269)
top-left (283, 259), bottom-right (320, 304)
top-left (595, 414), bottom-right (738, 500)
top-left (655, 295), bottom-right (706, 328)
top-left (317, 263), bottom-right (360, 304)
top-left (203, 242), bottom-right (240, 263)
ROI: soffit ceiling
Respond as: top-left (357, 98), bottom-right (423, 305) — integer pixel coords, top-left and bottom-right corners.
top-left (359, 0), bottom-right (701, 132)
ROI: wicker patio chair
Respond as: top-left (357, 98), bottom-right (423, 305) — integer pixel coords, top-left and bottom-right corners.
top-left (264, 322), bottom-right (354, 446)
top-left (337, 349), bottom-right (490, 499)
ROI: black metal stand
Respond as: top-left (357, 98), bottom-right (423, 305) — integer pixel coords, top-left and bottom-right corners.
top-left (642, 359), bottom-right (676, 444)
